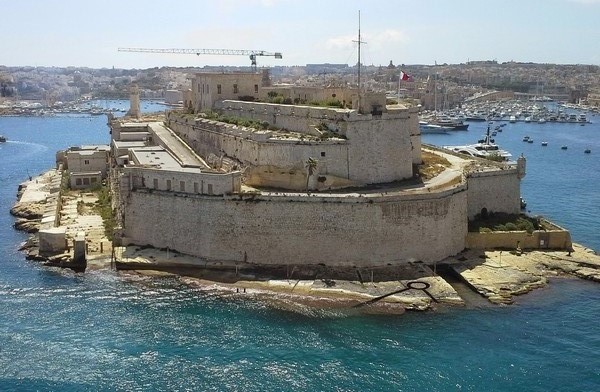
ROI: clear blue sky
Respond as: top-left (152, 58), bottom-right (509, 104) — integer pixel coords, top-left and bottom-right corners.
top-left (1, 0), bottom-right (599, 68)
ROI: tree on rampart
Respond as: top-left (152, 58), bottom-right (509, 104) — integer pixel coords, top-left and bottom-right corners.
top-left (305, 157), bottom-right (318, 192)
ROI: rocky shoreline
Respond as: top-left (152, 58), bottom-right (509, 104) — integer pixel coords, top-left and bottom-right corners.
top-left (11, 170), bottom-right (600, 314)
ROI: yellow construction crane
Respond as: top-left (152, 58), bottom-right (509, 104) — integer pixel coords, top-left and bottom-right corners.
top-left (118, 47), bottom-right (283, 71)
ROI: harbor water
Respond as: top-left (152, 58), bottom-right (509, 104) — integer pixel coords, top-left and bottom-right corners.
top-left (0, 104), bottom-right (599, 391)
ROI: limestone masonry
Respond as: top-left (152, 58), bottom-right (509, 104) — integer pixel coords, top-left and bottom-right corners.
top-left (107, 73), bottom-right (532, 267)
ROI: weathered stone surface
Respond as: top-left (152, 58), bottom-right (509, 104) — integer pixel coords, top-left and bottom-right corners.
top-left (449, 243), bottom-right (600, 304)
top-left (10, 201), bottom-right (45, 219)
top-left (13, 218), bottom-right (40, 233)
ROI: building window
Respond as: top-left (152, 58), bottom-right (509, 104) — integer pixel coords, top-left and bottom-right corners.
top-left (206, 84), bottom-right (209, 94)
top-left (194, 182), bottom-right (199, 193)
top-left (217, 84), bottom-right (221, 94)
top-left (254, 84), bottom-right (258, 93)
top-left (180, 181), bottom-right (185, 192)
top-left (321, 152), bottom-right (326, 157)
top-left (91, 177), bottom-right (97, 184)
top-left (75, 178), bottom-right (82, 185)
top-left (207, 184), bottom-right (213, 195)
top-left (84, 159), bottom-right (90, 165)
top-left (166, 179), bottom-right (172, 191)
top-left (202, 84), bottom-right (204, 93)
top-left (153, 178), bottom-right (158, 189)
top-left (233, 84), bottom-right (238, 94)
top-left (83, 178), bottom-right (90, 185)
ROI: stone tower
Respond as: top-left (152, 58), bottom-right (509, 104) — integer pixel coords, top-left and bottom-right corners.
top-left (126, 83), bottom-right (140, 118)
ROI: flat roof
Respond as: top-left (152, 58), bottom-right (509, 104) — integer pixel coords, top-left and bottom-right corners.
top-left (148, 122), bottom-right (210, 169)
top-left (70, 144), bottom-right (110, 151)
top-left (113, 141), bottom-right (147, 149)
top-left (67, 149), bottom-right (108, 156)
top-left (130, 148), bottom-right (202, 173)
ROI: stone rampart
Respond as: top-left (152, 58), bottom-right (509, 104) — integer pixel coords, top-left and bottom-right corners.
top-left (466, 168), bottom-right (521, 219)
top-left (121, 185), bottom-right (468, 266)
top-left (168, 115), bottom-right (352, 188)
top-left (168, 107), bottom-right (418, 185)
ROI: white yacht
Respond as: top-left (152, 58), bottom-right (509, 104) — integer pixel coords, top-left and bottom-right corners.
top-left (443, 127), bottom-right (512, 161)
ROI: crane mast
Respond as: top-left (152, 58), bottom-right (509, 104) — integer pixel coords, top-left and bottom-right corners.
top-left (118, 47), bottom-right (283, 71)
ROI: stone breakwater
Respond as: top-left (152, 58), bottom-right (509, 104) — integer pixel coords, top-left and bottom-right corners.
top-left (11, 169), bottom-right (65, 261)
top-left (11, 170), bottom-right (111, 270)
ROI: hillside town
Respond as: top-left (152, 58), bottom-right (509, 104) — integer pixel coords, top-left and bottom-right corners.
top-left (2, 61), bottom-right (600, 115)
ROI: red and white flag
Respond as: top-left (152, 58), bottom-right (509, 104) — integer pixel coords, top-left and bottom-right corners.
top-left (400, 71), bottom-right (413, 82)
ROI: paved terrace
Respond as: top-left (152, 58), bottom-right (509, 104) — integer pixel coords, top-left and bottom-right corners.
top-left (148, 122), bottom-right (211, 170)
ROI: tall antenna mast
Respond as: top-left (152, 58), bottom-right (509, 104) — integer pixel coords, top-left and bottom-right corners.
top-left (353, 10), bottom-right (366, 111)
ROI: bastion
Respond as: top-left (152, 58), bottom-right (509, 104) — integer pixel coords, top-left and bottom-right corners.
top-left (109, 84), bottom-right (526, 268)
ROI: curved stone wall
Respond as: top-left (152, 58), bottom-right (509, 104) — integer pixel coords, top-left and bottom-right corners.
top-left (122, 186), bottom-right (468, 266)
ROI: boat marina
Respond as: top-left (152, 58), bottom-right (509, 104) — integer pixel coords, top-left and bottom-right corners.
top-left (421, 99), bottom-right (595, 127)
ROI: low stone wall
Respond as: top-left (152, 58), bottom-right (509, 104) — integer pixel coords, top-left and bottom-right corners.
top-left (465, 228), bottom-right (573, 250)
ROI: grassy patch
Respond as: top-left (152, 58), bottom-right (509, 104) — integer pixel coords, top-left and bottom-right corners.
top-left (418, 151), bottom-right (451, 180)
top-left (93, 185), bottom-right (116, 239)
top-left (469, 212), bottom-right (540, 233)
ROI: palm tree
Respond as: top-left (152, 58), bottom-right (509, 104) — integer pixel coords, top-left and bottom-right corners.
top-left (305, 157), bottom-right (318, 192)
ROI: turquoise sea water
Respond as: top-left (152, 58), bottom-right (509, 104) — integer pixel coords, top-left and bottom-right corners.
top-left (1, 105), bottom-right (599, 391)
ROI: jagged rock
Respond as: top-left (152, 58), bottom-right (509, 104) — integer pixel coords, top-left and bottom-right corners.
top-left (19, 237), bottom-right (39, 251)
top-left (26, 249), bottom-right (47, 261)
top-left (47, 254), bottom-right (71, 263)
top-left (10, 201), bottom-right (45, 219)
top-left (13, 218), bottom-right (40, 233)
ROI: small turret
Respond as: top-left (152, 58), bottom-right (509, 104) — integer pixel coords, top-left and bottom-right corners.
top-left (517, 153), bottom-right (526, 179)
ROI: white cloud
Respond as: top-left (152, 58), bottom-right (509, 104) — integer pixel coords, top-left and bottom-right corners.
top-left (367, 29), bottom-right (410, 49)
top-left (325, 34), bottom-right (357, 50)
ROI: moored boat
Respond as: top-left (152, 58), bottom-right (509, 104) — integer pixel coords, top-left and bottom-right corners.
top-left (427, 115), bottom-right (470, 130)
top-left (443, 126), bottom-right (512, 161)
top-left (419, 121), bottom-right (451, 134)
top-left (0, 135), bottom-right (6, 143)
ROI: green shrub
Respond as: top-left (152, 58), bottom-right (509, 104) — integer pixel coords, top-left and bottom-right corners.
top-left (515, 217), bottom-right (535, 233)
top-left (480, 227), bottom-right (492, 233)
top-left (504, 222), bottom-right (518, 231)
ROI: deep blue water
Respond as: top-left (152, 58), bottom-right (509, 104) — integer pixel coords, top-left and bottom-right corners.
top-left (1, 105), bottom-right (599, 391)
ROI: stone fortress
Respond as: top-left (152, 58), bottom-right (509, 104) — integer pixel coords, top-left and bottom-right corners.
top-left (108, 72), bottom-right (528, 268)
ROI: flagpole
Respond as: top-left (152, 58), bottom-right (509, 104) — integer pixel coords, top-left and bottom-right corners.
top-left (353, 10), bottom-right (366, 112)
top-left (398, 70), bottom-right (401, 104)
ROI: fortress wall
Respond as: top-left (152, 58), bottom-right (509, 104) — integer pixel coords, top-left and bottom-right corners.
top-left (169, 102), bottom-right (419, 185)
top-left (168, 117), bottom-right (352, 182)
top-left (122, 187), bottom-right (468, 266)
top-left (467, 169), bottom-right (521, 219)
top-left (216, 101), bottom-right (350, 134)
